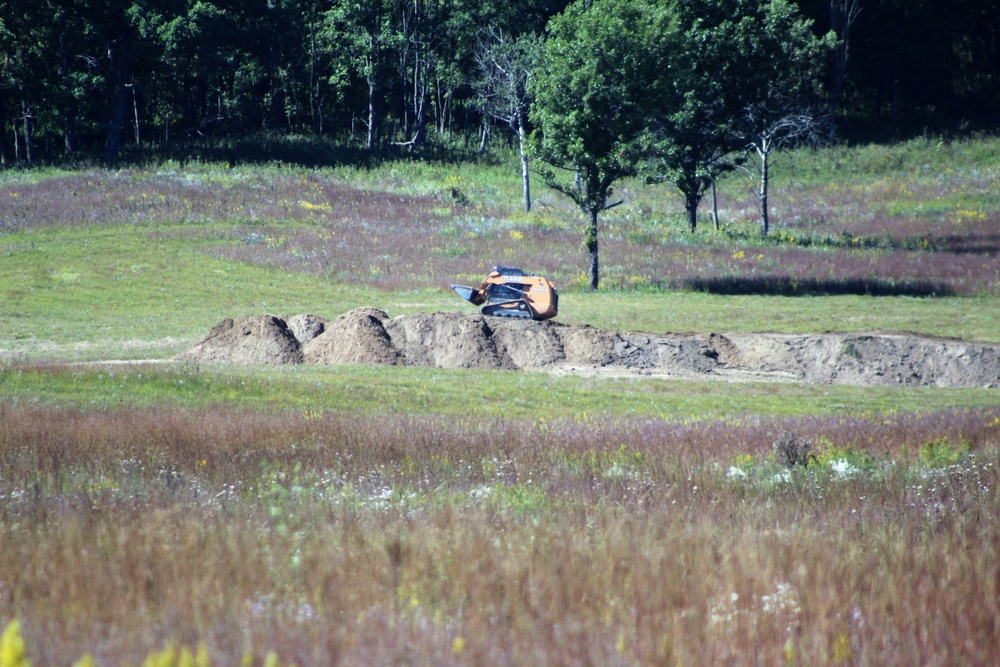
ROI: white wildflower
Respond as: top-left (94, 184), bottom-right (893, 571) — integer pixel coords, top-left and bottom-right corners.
top-left (830, 459), bottom-right (859, 478)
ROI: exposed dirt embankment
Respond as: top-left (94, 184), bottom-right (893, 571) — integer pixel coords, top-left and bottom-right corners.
top-left (177, 309), bottom-right (1000, 389)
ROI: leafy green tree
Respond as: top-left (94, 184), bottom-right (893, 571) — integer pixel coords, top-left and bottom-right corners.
top-left (642, 0), bottom-right (830, 233)
top-left (142, 2), bottom-right (239, 139)
top-left (2, 0), bottom-right (996, 164)
top-left (638, 0), bottom-right (740, 233)
top-left (323, 0), bottom-right (399, 149)
top-left (253, 0), bottom-right (340, 135)
top-left (1, 0), bottom-right (110, 161)
top-left (0, 0), bottom-right (45, 163)
top-left (95, 1), bottom-right (142, 160)
top-left (531, 0), bottom-right (657, 290)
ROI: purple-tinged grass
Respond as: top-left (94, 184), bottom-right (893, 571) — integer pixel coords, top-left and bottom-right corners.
top-left (1, 403), bottom-right (998, 664)
top-left (3, 163), bottom-right (999, 297)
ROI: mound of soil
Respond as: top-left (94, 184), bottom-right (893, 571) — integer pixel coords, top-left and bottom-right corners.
top-left (558, 326), bottom-right (617, 366)
top-left (178, 315), bottom-right (303, 365)
top-left (488, 319), bottom-right (567, 370)
top-left (711, 332), bottom-right (1000, 387)
top-left (179, 310), bottom-right (1000, 389)
top-left (385, 313), bottom-right (516, 370)
top-left (303, 309), bottom-right (401, 366)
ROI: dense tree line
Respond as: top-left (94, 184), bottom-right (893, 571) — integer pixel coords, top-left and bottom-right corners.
top-left (1, 0), bottom-right (997, 166)
top-left (797, 0), bottom-right (1000, 137)
top-left (0, 0), bottom-right (569, 163)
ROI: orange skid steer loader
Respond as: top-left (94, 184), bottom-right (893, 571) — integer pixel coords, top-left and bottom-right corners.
top-left (450, 267), bottom-right (559, 321)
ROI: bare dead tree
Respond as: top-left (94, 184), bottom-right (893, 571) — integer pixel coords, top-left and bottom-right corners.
top-left (743, 110), bottom-right (823, 236)
top-left (474, 28), bottom-right (543, 213)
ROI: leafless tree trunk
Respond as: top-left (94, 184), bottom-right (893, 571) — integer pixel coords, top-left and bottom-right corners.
top-left (828, 0), bottom-right (861, 119)
top-left (756, 134), bottom-right (771, 236)
top-left (13, 118), bottom-right (21, 163)
top-left (517, 111), bottom-right (531, 212)
top-left (711, 179), bottom-right (720, 230)
top-left (64, 114), bottom-right (78, 153)
top-left (478, 117), bottom-right (490, 153)
top-left (684, 191), bottom-right (700, 233)
top-left (0, 90), bottom-right (7, 167)
top-left (435, 73), bottom-right (452, 138)
top-left (367, 55), bottom-right (380, 150)
top-left (586, 208), bottom-right (599, 290)
top-left (395, 0), bottom-right (431, 148)
top-left (128, 83), bottom-right (140, 146)
top-left (705, 149), bottom-right (731, 231)
top-left (104, 34), bottom-right (132, 161)
top-left (21, 100), bottom-right (32, 165)
top-left (475, 28), bottom-right (542, 212)
top-left (410, 66), bottom-right (429, 146)
top-left (59, 39), bottom-right (79, 154)
top-left (745, 112), bottom-right (820, 236)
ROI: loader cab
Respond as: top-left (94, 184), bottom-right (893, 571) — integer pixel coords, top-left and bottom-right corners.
top-left (484, 282), bottom-right (529, 303)
top-left (492, 266), bottom-right (527, 277)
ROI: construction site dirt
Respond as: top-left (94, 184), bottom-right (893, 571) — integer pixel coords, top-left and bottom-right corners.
top-left (176, 308), bottom-right (1000, 389)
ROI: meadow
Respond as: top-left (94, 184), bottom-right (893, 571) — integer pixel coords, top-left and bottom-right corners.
top-left (1, 135), bottom-right (999, 665)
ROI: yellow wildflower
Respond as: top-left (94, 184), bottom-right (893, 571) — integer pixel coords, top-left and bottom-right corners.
top-left (0, 619), bottom-right (30, 667)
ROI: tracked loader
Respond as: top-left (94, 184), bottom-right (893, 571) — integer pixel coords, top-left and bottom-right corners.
top-left (450, 267), bottom-right (558, 321)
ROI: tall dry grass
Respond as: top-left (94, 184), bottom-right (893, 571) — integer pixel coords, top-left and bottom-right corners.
top-left (2, 402), bottom-right (999, 664)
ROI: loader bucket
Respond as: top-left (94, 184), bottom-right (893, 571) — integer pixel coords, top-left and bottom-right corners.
top-left (450, 284), bottom-right (478, 303)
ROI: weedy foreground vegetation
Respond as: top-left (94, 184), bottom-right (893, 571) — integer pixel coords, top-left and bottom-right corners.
top-left (1, 136), bottom-right (1000, 665)
top-left (1, 401), bottom-right (999, 665)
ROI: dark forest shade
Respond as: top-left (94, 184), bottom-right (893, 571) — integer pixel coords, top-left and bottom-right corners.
top-left (0, 0), bottom-right (996, 164)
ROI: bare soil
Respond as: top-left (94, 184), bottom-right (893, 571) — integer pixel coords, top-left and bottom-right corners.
top-left (176, 309), bottom-right (1000, 388)
top-left (179, 315), bottom-right (302, 365)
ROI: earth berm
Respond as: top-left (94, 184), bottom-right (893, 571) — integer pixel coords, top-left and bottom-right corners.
top-left (176, 309), bottom-right (1000, 389)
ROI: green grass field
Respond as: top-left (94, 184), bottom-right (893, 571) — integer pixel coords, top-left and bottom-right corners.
top-left (2, 137), bottom-right (1000, 665)
top-left (3, 361), bottom-right (997, 420)
top-left (3, 217), bottom-right (998, 360)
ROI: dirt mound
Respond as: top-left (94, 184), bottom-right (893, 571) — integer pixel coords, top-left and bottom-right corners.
top-left (303, 309), bottom-right (401, 366)
top-left (471, 319), bottom-right (566, 370)
top-left (178, 315), bottom-right (302, 365)
top-left (180, 310), bottom-right (1000, 388)
top-left (554, 325), bottom-right (616, 366)
top-left (285, 313), bottom-right (327, 345)
top-left (384, 313), bottom-right (515, 370)
top-left (711, 332), bottom-right (1000, 388)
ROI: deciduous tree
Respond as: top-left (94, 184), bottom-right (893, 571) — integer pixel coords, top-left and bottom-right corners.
top-left (323, 0), bottom-right (397, 150)
top-left (531, 0), bottom-right (656, 290)
top-left (643, 0), bottom-right (830, 233)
